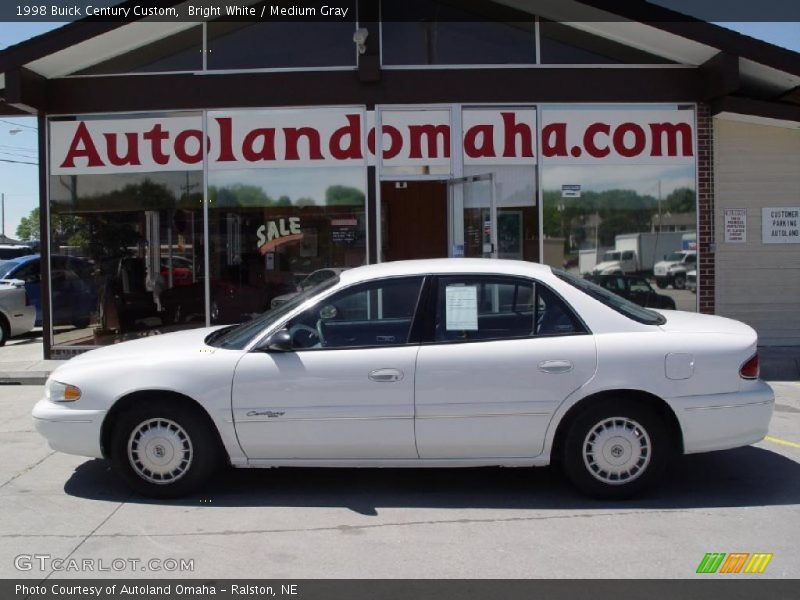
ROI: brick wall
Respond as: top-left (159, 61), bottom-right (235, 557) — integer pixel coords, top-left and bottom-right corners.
top-left (696, 103), bottom-right (715, 314)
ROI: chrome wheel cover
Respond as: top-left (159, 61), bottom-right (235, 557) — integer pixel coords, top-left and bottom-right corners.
top-left (582, 417), bottom-right (651, 485)
top-left (127, 418), bottom-right (193, 485)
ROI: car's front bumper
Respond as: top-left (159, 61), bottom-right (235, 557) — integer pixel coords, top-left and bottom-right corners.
top-left (668, 381), bottom-right (774, 454)
top-left (32, 398), bottom-right (105, 458)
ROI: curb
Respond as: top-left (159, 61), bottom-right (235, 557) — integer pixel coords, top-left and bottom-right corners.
top-left (0, 372), bottom-right (51, 385)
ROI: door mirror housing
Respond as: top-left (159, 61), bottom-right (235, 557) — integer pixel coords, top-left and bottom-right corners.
top-left (258, 329), bottom-right (293, 352)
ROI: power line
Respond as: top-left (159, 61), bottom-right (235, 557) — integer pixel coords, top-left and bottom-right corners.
top-left (0, 118), bottom-right (37, 130)
top-left (0, 157), bottom-right (37, 165)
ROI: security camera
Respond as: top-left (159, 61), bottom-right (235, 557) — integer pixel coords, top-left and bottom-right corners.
top-left (353, 27), bottom-right (369, 54)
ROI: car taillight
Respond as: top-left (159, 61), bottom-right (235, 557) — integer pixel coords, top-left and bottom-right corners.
top-left (740, 354), bottom-right (759, 379)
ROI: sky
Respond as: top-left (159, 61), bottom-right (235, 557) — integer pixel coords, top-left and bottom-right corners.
top-left (0, 19), bottom-right (799, 240)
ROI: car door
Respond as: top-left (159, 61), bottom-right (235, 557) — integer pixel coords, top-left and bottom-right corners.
top-left (232, 276), bottom-right (425, 460)
top-left (414, 275), bottom-right (597, 459)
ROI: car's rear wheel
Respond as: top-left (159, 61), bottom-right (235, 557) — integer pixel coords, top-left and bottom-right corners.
top-left (673, 274), bottom-right (686, 289)
top-left (110, 400), bottom-right (222, 498)
top-left (562, 398), bottom-right (671, 499)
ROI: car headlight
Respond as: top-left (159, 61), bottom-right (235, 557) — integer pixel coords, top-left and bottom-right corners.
top-left (45, 380), bottom-right (82, 403)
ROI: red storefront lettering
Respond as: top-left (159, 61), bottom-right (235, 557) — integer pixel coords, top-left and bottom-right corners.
top-left (612, 122), bottom-right (646, 158)
top-left (583, 123), bottom-right (611, 158)
top-left (60, 122), bottom-right (104, 168)
top-left (215, 117), bottom-right (236, 162)
top-left (243, 129), bottom-right (276, 161)
top-left (541, 123), bottom-right (567, 158)
top-left (174, 129), bottom-right (203, 164)
top-left (103, 132), bottom-right (141, 167)
top-left (501, 112), bottom-right (533, 158)
top-left (463, 124), bottom-right (496, 158)
top-left (366, 125), bottom-right (403, 160)
top-left (284, 127), bottom-right (324, 160)
top-left (408, 124), bottom-right (450, 159)
top-left (329, 114), bottom-right (362, 160)
top-left (649, 122), bottom-right (693, 157)
top-left (142, 124), bottom-right (171, 165)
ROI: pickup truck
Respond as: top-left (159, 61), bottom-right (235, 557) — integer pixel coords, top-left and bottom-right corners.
top-left (0, 279), bottom-right (35, 345)
top-left (653, 250), bottom-right (697, 289)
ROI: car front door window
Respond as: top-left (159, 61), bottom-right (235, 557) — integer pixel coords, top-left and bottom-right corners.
top-left (285, 277), bottom-right (424, 350)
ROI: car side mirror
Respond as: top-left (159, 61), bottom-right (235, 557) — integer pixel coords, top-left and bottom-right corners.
top-left (259, 328), bottom-right (293, 352)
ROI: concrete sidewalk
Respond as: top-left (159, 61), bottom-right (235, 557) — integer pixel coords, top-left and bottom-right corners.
top-left (0, 332), bottom-right (798, 384)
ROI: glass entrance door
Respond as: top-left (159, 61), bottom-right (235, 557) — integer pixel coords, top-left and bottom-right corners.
top-left (448, 174), bottom-right (496, 258)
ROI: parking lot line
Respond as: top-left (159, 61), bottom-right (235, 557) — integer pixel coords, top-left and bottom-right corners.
top-left (765, 435), bottom-right (800, 449)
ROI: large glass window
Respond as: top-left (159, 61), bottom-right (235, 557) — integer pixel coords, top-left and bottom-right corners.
top-left (381, 0), bottom-right (536, 66)
top-left (48, 129), bottom-right (205, 348)
top-left (207, 165), bottom-right (367, 325)
top-left (541, 105), bottom-right (697, 312)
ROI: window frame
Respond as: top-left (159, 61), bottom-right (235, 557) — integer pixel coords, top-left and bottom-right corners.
top-left (420, 273), bottom-right (589, 346)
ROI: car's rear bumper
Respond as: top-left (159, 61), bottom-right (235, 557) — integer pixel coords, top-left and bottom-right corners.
top-left (668, 381), bottom-right (774, 454)
top-left (32, 398), bottom-right (105, 458)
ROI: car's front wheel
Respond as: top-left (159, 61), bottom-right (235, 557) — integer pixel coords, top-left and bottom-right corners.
top-left (110, 400), bottom-right (223, 498)
top-left (562, 398), bottom-right (671, 499)
top-left (673, 273), bottom-right (686, 289)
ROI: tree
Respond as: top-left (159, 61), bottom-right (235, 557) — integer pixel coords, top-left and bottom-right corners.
top-left (325, 185), bottom-right (365, 206)
top-left (17, 206), bottom-right (90, 246)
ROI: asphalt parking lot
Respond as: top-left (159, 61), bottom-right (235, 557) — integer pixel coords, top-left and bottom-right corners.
top-left (1, 383), bottom-right (799, 580)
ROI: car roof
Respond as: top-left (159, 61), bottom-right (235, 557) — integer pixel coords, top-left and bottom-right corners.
top-left (338, 258), bottom-right (553, 285)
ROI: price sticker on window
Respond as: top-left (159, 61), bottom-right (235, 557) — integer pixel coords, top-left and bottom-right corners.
top-left (445, 285), bottom-right (478, 330)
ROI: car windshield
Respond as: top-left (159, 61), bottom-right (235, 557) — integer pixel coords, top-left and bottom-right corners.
top-left (206, 276), bottom-right (340, 350)
top-left (603, 251), bottom-right (620, 261)
top-left (0, 259), bottom-right (23, 279)
top-left (555, 270), bottom-right (666, 325)
top-left (666, 252), bottom-right (685, 261)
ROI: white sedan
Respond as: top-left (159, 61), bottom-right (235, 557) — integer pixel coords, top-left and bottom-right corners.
top-left (32, 259), bottom-right (773, 499)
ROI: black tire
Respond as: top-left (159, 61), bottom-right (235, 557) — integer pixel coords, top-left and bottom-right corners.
top-left (0, 315), bottom-right (8, 346)
top-left (655, 280), bottom-right (667, 289)
top-left (562, 398), bottom-right (672, 499)
top-left (110, 399), bottom-right (223, 498)
top-left (72, 317), bottom-right (90, 329)
top-left (673, 274), bottom-right (686, 290)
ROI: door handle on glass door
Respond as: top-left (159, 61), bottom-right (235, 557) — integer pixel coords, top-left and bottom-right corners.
top-left (538, 360), bottom-right (574, 374)
top-left (368, 368), bottom-right (404, 382)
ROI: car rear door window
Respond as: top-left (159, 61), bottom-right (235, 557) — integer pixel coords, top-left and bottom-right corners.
top-left (433, 276), bottom-right (584, 343)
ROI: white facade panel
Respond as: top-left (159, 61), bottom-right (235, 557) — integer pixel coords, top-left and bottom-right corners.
top-left (714, 117), bottom-right (800, 345)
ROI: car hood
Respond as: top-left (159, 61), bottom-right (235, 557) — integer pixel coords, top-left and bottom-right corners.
top-left (593, 261), bottom-right (619, 271)
top-left (654, 310), bottom-right (755, 337)
top-left (61, 326), bottom-right (228, 368)
top-left (654, 260), bottom-right (679, 269)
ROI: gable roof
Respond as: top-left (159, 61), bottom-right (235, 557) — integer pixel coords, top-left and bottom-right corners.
top-left (1, 0), bottom-right (798, 119)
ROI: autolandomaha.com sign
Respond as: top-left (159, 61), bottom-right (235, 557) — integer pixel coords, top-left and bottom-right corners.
top-left (50, 108), bottom-right (695, 175)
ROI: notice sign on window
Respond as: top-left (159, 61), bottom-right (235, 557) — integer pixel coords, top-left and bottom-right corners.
top-left (724, 208), bottom-right (747, 243)
top-left (445, 285), bottom-right (478, 331)
top-left (561, 184), bottom-right (581, 198)
top-left (762, 207), bottom-right (800, 244)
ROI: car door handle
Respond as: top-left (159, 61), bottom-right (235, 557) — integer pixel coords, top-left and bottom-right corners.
top-left (369, 368), bottom-right (404, 382)
top-left (538, 360), bottom-right (574, 374)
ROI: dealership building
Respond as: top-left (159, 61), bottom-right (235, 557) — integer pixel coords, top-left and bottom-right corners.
top-left (0, 0), bottom-right (798, 359)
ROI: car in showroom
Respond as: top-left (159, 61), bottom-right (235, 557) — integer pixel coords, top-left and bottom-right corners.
top-left (32, 259), bottom-right (773, 499)
top-left (584, 274), bottom-right (676, 310)
top-left (0, 254), bottom-right (96, 328)
top-left (0, 278), bottom-right (35, 345)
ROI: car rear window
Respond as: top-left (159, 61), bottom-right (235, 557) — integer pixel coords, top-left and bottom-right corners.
top-left (554, 269), bottom-right (666, 326)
